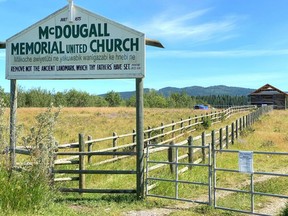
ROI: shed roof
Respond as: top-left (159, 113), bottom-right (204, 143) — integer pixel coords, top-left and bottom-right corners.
top-left (249, 84), bottom-right (288, 96)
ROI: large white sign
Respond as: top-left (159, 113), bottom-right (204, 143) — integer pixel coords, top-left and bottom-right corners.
top-left (6, 4), bottom-right (145, 80)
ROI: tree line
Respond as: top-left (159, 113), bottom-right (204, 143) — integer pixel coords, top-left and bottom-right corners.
top-left (0, 87), bottom-right (248, 108)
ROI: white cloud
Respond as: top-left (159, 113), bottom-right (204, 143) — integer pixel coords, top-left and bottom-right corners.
top-left (136, 8), bottom-right (241, 44)
top-left (147, 49), bottom-right (288, 59)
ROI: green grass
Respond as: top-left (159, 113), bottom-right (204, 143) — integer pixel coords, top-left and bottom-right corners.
top-left (2, 108), bottom-right (288, 215)
top-left (0, 166), bottom-right (57, 215)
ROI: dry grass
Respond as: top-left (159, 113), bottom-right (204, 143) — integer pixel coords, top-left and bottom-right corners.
top-left (10, 107), bottom-right (212, 144)
top-left (3, 107), bottom-right (288, 215)
top-left (238, 111), bottom-right (288, 152)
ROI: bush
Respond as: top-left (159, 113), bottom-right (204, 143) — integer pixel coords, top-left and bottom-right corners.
top-left (279, 202), bottom-right (288, 216)
top-left (202, 117), bottom-right (212, 129)
top-left (0, 104), bottom-right (60, 214)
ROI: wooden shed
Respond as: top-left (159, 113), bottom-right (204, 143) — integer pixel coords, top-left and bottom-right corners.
top-left (248, 84), bottom-right (288, 109)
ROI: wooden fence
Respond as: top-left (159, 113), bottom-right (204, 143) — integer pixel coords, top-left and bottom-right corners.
top-left (13, 105), bottom-right (261, 194)
top-left (147, 105), bottom-right (273, 187)
top-left (53, 105), bottom-right (255, 165)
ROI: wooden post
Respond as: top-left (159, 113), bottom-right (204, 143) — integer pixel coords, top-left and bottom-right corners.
top-left (87, 135), bottom-right (92, 164)
top-left (202, 131), bottom-right (206, 163)
top-left (188, 136), bottom-right (193, 170)
top-left (239, 118), bottom-right (242, 133)
top-left (10, 79), bottom-right (17, 168)
top-left (79, 133), bottom-right (85, 195)
top-left (231, 122), bottom-right (235, 144)
top-left (235, 119), bottom-right (238, 139)
top-left (188, 116), bottom-right (191, 128)
top-left (211, 130), bottom-right (215, 151)
top-left (180, 118), bottom-right (184, 134)
top-left (147, 126), bottom-right (152, 144)
top-left (171, 120), bottom-right (175, 138)
top-left (226, 125), bottom-right (229, 149)
top-left (219, 128), bottom-right (223, 150)
top-left (50, 140), bottom-right (58, 186)
top-left (136, 78), bottom-right (144, 199)
top-left (168, 141), bottom-right (176, 174)
top-left (246, 115), bottom-right (248, 128)
top-left (113, 132), bottom-right (117, 158)
top-left (195, 115), bottom-right (198, 125)
top-left (161, 122), bottom-right (164, 141)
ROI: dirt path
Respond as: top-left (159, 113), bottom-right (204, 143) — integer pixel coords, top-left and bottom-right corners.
top-left (124, 168), bottom-right (288, 216)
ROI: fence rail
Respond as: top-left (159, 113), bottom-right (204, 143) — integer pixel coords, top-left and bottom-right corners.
top-left (13, 105), bottom-right (257, 194)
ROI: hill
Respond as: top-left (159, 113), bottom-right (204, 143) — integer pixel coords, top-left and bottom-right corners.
top-left (114, 85), bottom-right (255, 99)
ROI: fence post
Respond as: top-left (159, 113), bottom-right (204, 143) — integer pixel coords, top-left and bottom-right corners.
top-left (239, 118), bottom-right (242, 133)
top-left (188, 136), bottom-right (193, 170)
top-left (171, 121), bottom-right (175, 138)
top-left (168, 141), bottom-right (176, 174)
top-left (180, 118), bottom-right (184, 134)
top-left (246, 115), bottom-right (249, 127)
top-left (188, 116), bottom-right (191, 128)
top-left (231, 122), bottom-right (235, 144)
top-left (50, 140), bottom-right (58, 186)
top-left (225, 125), bottom-right (229, 149)
top-left (195, 115), bottom-right (198, 125)
top-left (87, 135), bottom-right (92, 164)
top-left (219, 128), bottom-right (223, 150)
top-left (202, 131), bottom-right (206, 163)
top-left (113, 132), bottom-right (117, 158)
top-left (10, 79), bottom-right (17, 168)
top-left (161, 122), bottom-right (164, 141)
top-left (147, 126), bottom-right (152, 144)
top-left (211, 130), bottom-right (215, 150)
top-left (235, 119), bottom-right (239, 139)
top-left (79, 133), bottom-right (85, 195)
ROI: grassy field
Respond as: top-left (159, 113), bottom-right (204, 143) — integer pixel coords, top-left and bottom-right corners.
top-left (169, 110), bottom-right (288, 216)
top-left (15, 107), bottom-right (212, 144)
top-left (1, 108), bottom-right (288, 215)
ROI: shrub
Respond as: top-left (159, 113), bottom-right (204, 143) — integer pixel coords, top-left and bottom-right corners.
top-left (202, 117), bottom-right (212, 129)
top-left (21, 105), bottom-right (61, 171)
top-left (279, 202), bottom-right (288, 216)
top-left (0, 104), bottom-right (61, 214)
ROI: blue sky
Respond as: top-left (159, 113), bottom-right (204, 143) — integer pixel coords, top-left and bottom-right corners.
top-left (1, 0), bottom-right (288, 94)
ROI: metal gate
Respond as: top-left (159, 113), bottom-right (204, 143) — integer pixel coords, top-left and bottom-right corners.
top-left (145, 142), bottom-right (212, 205)
top-left (213, 148), bottom-right (288, 216)
top-left (145, 142), bottom-right (288, 216)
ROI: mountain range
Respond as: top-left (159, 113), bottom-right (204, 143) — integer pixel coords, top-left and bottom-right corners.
top-left (111, 85), bottom-right (256, 99)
